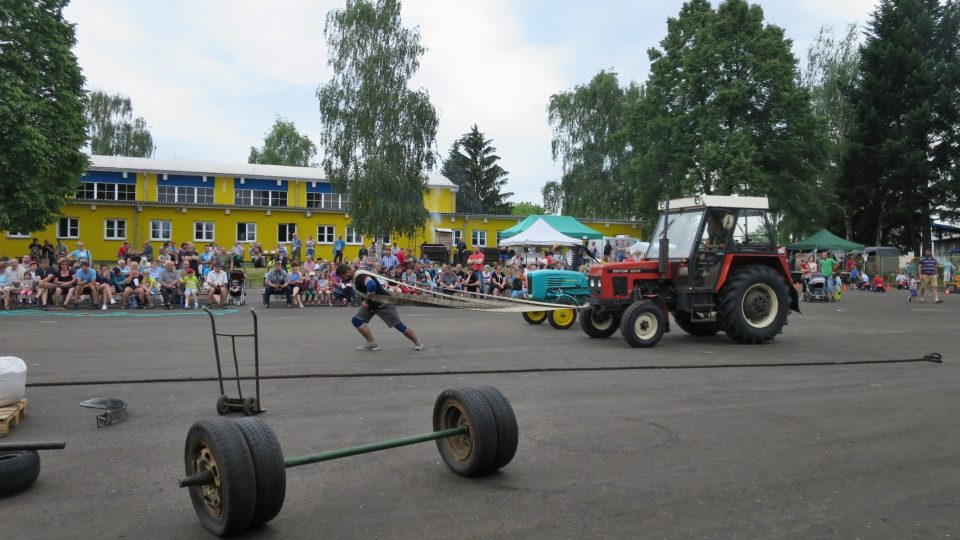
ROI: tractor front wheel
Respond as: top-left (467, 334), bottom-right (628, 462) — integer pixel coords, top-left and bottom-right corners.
top-left (580, 308), bottom-right (620, 338)
top-left (620, 301), bottom-right (665, 348)
top-left (548, 298), bottom-right (578, 330)
top-left (522, 311), bottom-right (547, 325)
top-left (717, 265), bottom-right (790, 344)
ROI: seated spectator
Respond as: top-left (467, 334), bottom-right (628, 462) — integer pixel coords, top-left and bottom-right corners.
top-left (36, 258), bottom-right (57, 309)
top-left (19, 262), bottom-right (38, 305)
top-left (117, 241), bottom-right (131, 260)
top-left (0, 260), bottom-right (13, 309)
top-left (123, 261), bottom-right (151, 308)
top-left (288, 263), bottom-right (305, 308)
top-left (117, 258), bottom-right (129, 275)
top-left (147, 259), bottom-right (163, 281)
top-left (141, 242), bottom-right (154, 262)
top-left (489, 266), bottom-right (507, 296)
top-left (402, 266), bottom-right (419, 289)
top-left (250, 243), bottom-right (264, 268)
top-left (199, 245), bottom-right (214, 277)
top-left (303, 271), bottom-right (319, 305)
top-left (158, 260), bottom-right (182, 309)
top-left (317, 270), bottom-right (333, 306)
top-left (510, 267), bottom-right (527, 299)
top-left (183, 269), bottom-right (201, 309)
top-left (464, 267), bottom-right (482, 297)
top-left (206, 262), bottom-right (228, 308)
top-left (52, 260), bottom-right (77, 307)
top-left (96, 264), bottom-right (117, 310)
top-left (303, 257), bottom-right (318, 273)
top-left (71, 259), bottom-right (99, 309)
top-left (437, 264), bottom-right (459, 296)
top-left (263, 261), bottom-right (291, 308)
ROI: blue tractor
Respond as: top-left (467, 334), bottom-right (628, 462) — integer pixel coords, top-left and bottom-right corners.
top-left (521, 269), bottom-right (589, 329)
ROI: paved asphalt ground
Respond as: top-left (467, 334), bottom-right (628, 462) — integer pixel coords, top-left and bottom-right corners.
top-left (0, 288), bottom-right (957, 539)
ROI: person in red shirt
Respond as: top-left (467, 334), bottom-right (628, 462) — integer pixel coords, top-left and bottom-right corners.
top-left (467, 246), bottom-right (484, 272)
top-left (395, 246), bottom-right (405, 267)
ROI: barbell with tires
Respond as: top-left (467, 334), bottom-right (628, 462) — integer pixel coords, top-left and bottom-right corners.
top-left (0, 441), bottom-right (67, 498)
top-left (178, 386), bottom-right (519, 537)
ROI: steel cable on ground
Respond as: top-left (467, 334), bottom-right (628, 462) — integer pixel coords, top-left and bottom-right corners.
top-left (25, 353), bottom-right (943, 388)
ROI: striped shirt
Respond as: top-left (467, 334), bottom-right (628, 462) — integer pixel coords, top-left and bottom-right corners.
top-left (919, 256), bottom-right (937, 276)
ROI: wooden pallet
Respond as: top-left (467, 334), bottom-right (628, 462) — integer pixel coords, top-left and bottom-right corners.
top-left (0, 399), bottom-right (27, 438)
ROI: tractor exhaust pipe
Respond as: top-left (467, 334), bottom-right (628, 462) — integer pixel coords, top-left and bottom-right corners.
top-left (659, 196), bottom-right (670, 276)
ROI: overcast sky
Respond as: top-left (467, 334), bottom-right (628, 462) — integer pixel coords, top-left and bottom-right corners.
top-left (63, 0), bottom-right (877, 205)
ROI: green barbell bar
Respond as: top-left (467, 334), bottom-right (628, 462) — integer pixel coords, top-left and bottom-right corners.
top-left (178, 386), bottom-right (518, 538)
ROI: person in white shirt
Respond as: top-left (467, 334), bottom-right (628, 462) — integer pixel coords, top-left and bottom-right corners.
top-left (205, 262), bottom-right (228, 308)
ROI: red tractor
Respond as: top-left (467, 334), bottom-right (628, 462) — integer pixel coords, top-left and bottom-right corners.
top-left (581, 196), bottom-right (800, 347)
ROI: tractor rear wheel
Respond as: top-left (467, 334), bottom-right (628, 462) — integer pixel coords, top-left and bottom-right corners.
top-left (673, 311), bottom-right (721, 336)
top-left (580, 308), bottom-right (620, 338)
top-left (620, 301), bottom-right (665, 348)
top-left (717, 265), bottom-right (790, 344)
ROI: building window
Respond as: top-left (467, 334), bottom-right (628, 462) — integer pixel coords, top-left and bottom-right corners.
top-left (345, 227), bottom-right (362, 245)
top-left (375, 233), bottom-right (391, 246)
top-left (158, 185), bottom-right (213, 204)
top-left (496, 231), bottom-right (505, 246)
top-left (471, 230), bottom-right (487, 247)
top-left (194, 222), bottom-right (215, 242)
top-left (75, 182), bottom-right (136, 201)
top-left (237, 223), bottom-right (257, 243)
top-left (104, 219), bottom-right (127, 240)
top-left (305, 193), bottom-right (349, 210)
top-left (150, 220), bottom-right (172, 241)
top-left (317, 225), bottom-right (335, 244)
top-left (452, 229), bottom-right (464, 247)
top-left (58, 218), bottom-right (79, 239)
top-left (6, 231), bottom-right (30, 238)
top-left (235, 189), bottom-right (287, 207)
top-left (278, 223), bottom-right (297, 243)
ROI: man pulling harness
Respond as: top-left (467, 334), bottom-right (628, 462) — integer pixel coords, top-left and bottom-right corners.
top-left (335, 264), bottom-right (425, 351)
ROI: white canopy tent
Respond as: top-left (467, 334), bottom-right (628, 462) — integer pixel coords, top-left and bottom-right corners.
top-left (499, 218), bottom-right (582, 247)
top-left (629, 241), bottom-right (650, 254)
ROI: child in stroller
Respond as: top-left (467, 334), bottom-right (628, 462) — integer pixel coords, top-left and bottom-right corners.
top-left (803, 272), bottom-right (828, 302)
top-left (227, 268), bottom-right (246, 305)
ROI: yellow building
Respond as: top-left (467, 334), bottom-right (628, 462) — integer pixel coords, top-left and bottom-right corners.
top-left (0, 155), bottom-right (640, 261)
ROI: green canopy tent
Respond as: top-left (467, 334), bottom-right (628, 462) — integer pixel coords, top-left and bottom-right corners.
top-left (787, 229), bottom-right (864, 251)
top-left (500, 215), bottom-right (603, 240)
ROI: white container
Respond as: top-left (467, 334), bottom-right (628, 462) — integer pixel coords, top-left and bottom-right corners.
top-left (0, 356), bottom-right (27, 407)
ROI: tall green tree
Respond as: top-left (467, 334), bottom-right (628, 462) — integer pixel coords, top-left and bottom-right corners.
top-left (541, 181), bottom-right (563, 215)
top-left (0, 0), bottom-right (88, 233)
top-left (626, 0), bottom-right (826, 239)
top-left (802, 25), bottom-right (860, 240)
top-left (547, 71), bottom-right (640, 219)
top-left (440, 125), bottom-right (513, 215)
top-left (86, 90), bottom-right (155, 157)
top-left (511, 201), bottom-right (545, 217)
top-left (317, 0), bottom-right (437, 239)
top-left (249, 117), bottom-right (317, 167)
top-left (841, 0), bottom-right (960, 252)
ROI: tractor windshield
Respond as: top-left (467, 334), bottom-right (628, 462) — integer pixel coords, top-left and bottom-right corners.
top-left (646, 210), bottom-right (704, 259)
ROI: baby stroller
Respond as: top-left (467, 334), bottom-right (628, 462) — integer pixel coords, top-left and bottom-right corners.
top-left (804, 272), bottom-right (828, 302)
top-left (227, 269), bottom-right (246, 305)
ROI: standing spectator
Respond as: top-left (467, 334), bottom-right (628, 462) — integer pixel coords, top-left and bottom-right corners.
top-left (231, 242), bottom-right (244, 269)
top-left (0, 260), bottom-right (14, 309)
top-left (214, 245), bottom-right (233, 273)
top-left (55, 239), bottom-right (67, 260)
top-left (467, 246), bottom-right (484, 274)
top-left (333, 235), bottom-right (345, 263)
top-left (395, 245), bottom-right (405, 268)
top-left (944, 257), bottom-right (955, 285)
top-left (589, 242), bottom-right (598, 259)
top-left (158, 260), bottom-right (182, 309)
top-left (603, 240), bottom-right (612, 261)
top-left (41, 239), bottom-right (54, 263)
top-left (918, 248), bottom-right (943, 303)
top-left (305, 235), bottom-right (316, 262)
top-left (69, 242), bottom-right (92, 264)
top-left (291, 233), bottom-right (302, 263)
top-left (142, 242), bottom-right (154, 262)
top-left (250, 243), bottom-right (264, 268)
top-left (263, 261), bottom-right (292, 308)
top-left (820, 251), bottom-right (838, 301)
top-left (908, 273), bottom-right (919, 302)
top-left (70, 259), bottom-right (99, 309)
top-left (357, 242), bottom-right (368, 262)
top-left (29, 238), bottom-right (41, 260)
top-left (198, 245), bottom-right (214, 276)
top-left (456, 238), bottom-right (467, 266)
top-left (206, 262), bottom-right (228, 308)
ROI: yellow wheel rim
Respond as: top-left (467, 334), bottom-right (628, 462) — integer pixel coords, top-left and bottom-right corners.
top-left (552, 309), bottom-right (574, 326)
top-left (526, 311), bottom-right (546, 322)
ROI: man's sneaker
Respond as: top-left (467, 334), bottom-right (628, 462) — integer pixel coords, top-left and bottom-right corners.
top-left (413, 341), bottom-right (424, 351)
top-left (101, 304), bottom-right (108, 310)
top-left (357, 342), bottom-right (380, 351)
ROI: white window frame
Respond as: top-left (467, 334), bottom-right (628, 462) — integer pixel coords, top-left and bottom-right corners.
top-left (150, 220), bottom-right (172, 242)
top-left (345, 227), bottom-right (362, 245)
top-left (237, 223), bottom-right (257, 243)
top-left (317, 225), bottom-right (335, 244)
top-left (6, 231), bottom-right (30, 238)
top-left (471, 230), bottom-right (487, 247)
top-left (194, 221), bottom-right (215, 242)
top-left (452, 229), bottom-right (464, 246)
top-left (104, 219), bottom-right (127, 241)
top-left (236, 189), bottom-right (287, 207)
top-left (278, 223), bottom-right (297, 243)
top-left (58, 217), bottom-right (79, 239)
top-left (158, 185), bottom-right (213, 204)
